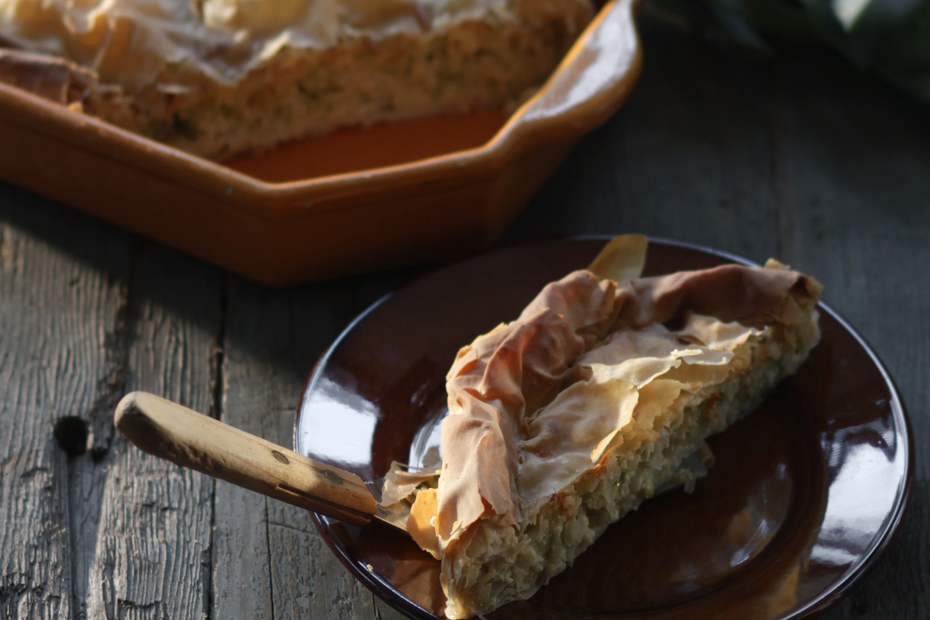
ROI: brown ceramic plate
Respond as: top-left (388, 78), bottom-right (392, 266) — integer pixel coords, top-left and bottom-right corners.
top-left (0, 1), bottom-right (640, 286)
top-left (295, 238), bottom-right (913, 620)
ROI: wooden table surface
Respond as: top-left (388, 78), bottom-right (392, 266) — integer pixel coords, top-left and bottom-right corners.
top-left (1, 13), bottom-right (927, 620)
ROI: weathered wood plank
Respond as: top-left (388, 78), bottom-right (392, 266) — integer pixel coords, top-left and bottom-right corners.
top-left (0, 185), bottom-right (131, 619)
top-left (215, 274), bottom-right (407, 620)
top-left (72, 242), bottom-right (224, 620)
top-left (505, 20), bottom-right (781, 263)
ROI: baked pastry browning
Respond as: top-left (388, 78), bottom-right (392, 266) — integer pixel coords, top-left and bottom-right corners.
top-left (384, 236), bottom-right (823, 618)
top-left (0, 0), bottom-right (594, 159)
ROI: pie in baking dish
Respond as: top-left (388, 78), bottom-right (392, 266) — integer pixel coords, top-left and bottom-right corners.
top-left (0, 0), bottom-right (594, 159)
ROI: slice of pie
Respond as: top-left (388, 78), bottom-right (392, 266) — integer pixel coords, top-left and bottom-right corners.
top-left (384, 236), bottom-right (823, 618)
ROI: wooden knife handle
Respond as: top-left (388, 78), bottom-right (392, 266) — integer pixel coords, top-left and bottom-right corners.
top-left (114, 391), bottom-right (377, 526)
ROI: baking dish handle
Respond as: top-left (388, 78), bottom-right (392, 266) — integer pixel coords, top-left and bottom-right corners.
top-left (504, 0), bottom-right (642, 143)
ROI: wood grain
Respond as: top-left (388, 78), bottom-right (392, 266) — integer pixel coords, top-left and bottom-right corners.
top-left (70, 243), bottom-right (223, 620)
top-left (0, 187), bottom-right (130, 619)
top-left (215, 275), bottom-right (400, 619)
top-left (504, 21), bottom-right (782, 263)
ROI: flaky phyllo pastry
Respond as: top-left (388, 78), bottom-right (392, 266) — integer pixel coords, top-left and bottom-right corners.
top-left (0, 0), bottom-right (594, 159)
top-left (382, 236), bottom-right (823, 619)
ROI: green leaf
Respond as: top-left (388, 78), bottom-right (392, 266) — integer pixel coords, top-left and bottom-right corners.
top-left (647, 0), bottom-right (930, 102)
top-left (831, 0), bottom-right (924, 31)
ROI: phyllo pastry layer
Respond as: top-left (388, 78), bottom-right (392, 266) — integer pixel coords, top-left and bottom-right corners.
top-left (0, 0), bottom-right (594, 159)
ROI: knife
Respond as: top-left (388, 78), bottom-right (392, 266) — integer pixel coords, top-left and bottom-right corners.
top-left (113, 391), bottom-right (411, 531)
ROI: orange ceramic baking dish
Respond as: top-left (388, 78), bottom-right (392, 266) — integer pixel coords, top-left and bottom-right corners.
top-left (0, 0), bottom-right (641, 286)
